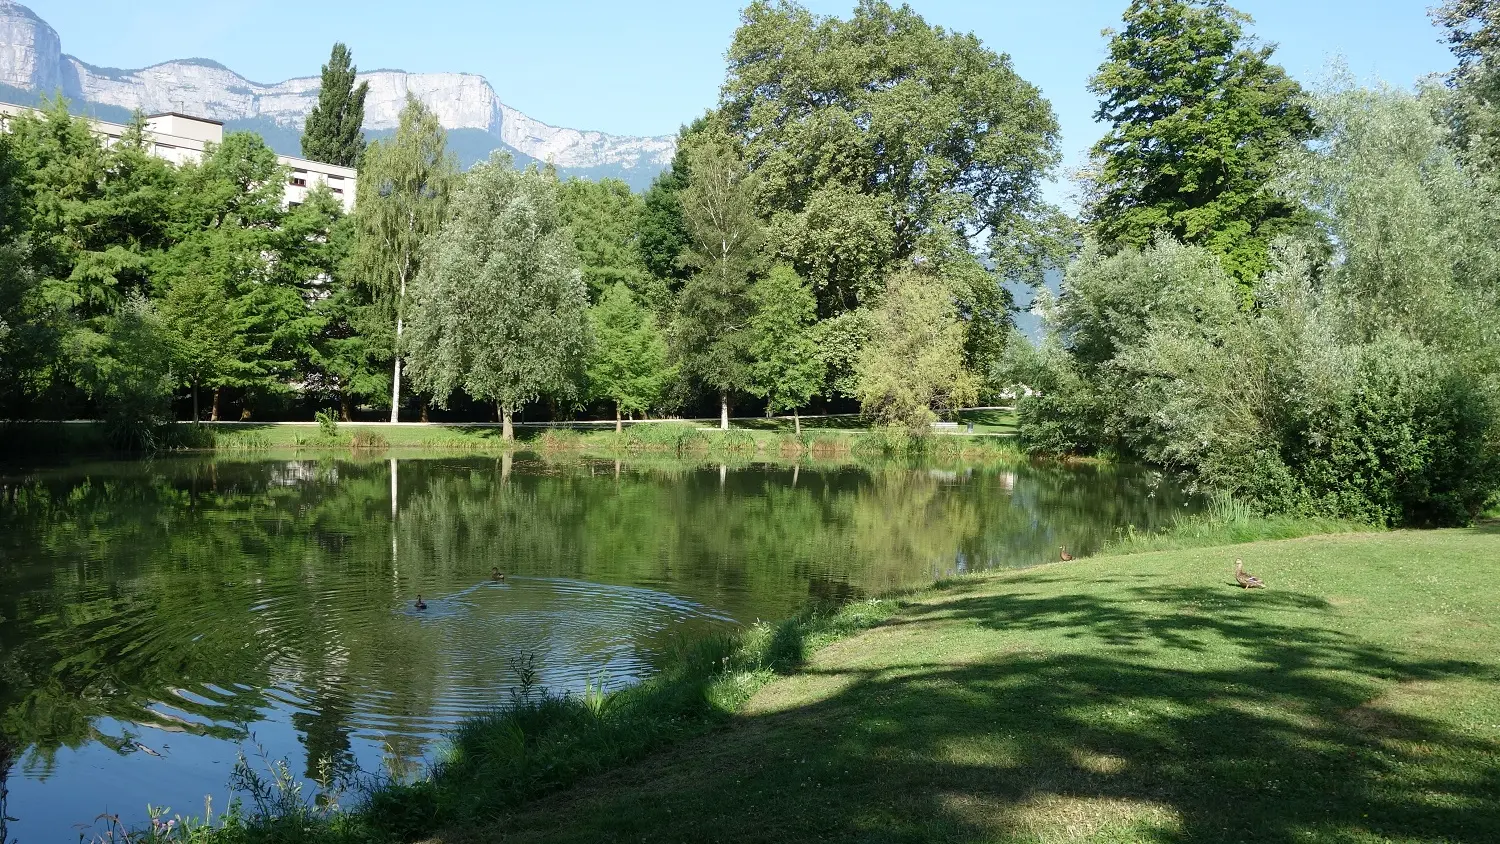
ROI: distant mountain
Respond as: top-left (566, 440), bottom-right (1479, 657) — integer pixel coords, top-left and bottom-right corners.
top-left (0, 0), bottom-right (673, 188)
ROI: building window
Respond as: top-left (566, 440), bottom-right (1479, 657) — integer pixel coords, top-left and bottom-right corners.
top-left (331, 187), bottom-right (344, 195)
top-left (290, 176), bottom-right (308, 188)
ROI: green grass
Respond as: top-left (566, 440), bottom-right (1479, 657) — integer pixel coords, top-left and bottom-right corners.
top-left (468, 528), bottom-right (1500, 843)
top-left (206, 423), bottom-right (512, 451)
top-left (955, 407), bottom-right (1020, 435)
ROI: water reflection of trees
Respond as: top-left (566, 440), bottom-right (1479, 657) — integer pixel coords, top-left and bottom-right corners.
top-left (0, 455), bottom-right (1191, 777)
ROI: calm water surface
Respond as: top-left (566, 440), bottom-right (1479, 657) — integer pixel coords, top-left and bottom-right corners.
top-left (0, 453), bottom-right (1194, 841)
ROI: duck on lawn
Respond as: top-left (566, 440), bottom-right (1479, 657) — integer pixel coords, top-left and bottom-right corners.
top-left (1234, 560), bottom-right (1266, 589)
top-left (1060, 547), bottom-right (1074, 562)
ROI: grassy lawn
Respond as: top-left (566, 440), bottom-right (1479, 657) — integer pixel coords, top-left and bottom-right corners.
top-left (460, 527), bottom-right (1500, 844)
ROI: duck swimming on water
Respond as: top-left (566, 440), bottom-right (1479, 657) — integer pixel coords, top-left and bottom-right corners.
top-left (414, 595), bottom-right (427, 610)
top-left (491, 567), bottom-right (505, 581)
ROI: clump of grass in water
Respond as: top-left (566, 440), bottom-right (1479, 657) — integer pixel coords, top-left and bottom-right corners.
top-left (348, 430), bottom-right (388, 452)
top-left (1102, 493), bottom-right (1371, 556)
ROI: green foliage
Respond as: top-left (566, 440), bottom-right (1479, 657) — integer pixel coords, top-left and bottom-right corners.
top-left (72, 295), bottom-right (177, 450)
top-left (315, 409), bottom-right (339, 439)
top-left (722, 0), bottom-right (1065, 310)
top-left (558, 177), bottom-right (660, 305)
top-left (1017, 79), bottom-right (1500, 527)
top-left (634, 121), bottom-right (700, 288)
top-left (405, 154), bottom-right (590, 436)
top-left (747, 265), bottom-right (823, 419)
top-left (300, 43), bottom-right (369, 168)
top-left (586, 282), bottom-right (671, 423)
top-left (856, 270), bottom-right (980, 431)
top-left (1086, 0), bottom-right (1315, 286)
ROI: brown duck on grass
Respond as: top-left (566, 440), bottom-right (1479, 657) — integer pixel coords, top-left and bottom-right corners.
top-left (1234, 560), bottom-right (1266, 589)
top-left (1060, 547), bottom-right (1074, 562)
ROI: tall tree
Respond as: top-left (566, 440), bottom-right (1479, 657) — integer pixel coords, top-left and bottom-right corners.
top-left (747, 265), bottom-right (823, 433)
top-left (156, 133), bottom-right (315, 420)
top-left (587, 282), bottom-right (671, 430)
top-left (721, 1), bottom-right (1064, 314)
top-left (670, 130), bottom-right (763, 430)
top-left (301, 43), bottom-right (370, 168)
top-left (1086, 0), bottom-right (1314, 287)
top-left (352, 96), bottom-right (455, 423)
top-left (405, 155), bottom-right (590, 441)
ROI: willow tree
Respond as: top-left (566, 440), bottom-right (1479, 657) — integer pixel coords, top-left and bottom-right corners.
top-left (405, 154), bottom-right (590, 440)
top-left (856, 270), bottom-right (979, 431)
top-left (352, 96), bottom-right (454, 422)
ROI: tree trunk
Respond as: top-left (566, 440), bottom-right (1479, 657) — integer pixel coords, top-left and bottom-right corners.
top-left (211, 386), bottom-right (222, 422)
top-left (720, 392), bottom-right (730, 431)
top-left (340, 393), bottom-right (352, 422)
top-left (420, 401), bottom-right (429, 423)
top-left (794, 407), bottom-right (801, 435)
top-left (502, 407), bottom-right (515, 441)
top-left (501, 450), bottom-right (513, 482)
top-left (391, 259), bottom-right (408, 425)
top-left (192, 380), bottom-right (200, 423)
top-left (616, 402), bottom-right (623, 433)
top-left (390, 355), bottom-right (402, 424)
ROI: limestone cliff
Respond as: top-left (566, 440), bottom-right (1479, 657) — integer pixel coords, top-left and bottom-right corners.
top-left (0, 0), bottom-right (674, 180)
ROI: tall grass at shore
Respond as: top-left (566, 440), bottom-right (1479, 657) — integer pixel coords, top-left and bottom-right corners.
top-left (1102, 492), bottom-right (1373, 555)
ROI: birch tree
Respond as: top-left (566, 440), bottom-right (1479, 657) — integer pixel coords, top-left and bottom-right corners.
top-left (352, 96), bottom-right (454, 422)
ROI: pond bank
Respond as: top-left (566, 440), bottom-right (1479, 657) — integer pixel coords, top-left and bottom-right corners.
top-left (463, 527), bottom-right (1500, 844)
top-left (124, 521), bottom-right (1500, 843)
top-left (1, 418), bottom-right (1024, 462)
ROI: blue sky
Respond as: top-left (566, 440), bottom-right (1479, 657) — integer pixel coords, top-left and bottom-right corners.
top-left (25, 0), bottom-right (1454, 195)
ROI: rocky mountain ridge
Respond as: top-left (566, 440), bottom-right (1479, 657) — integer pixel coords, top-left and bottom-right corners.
top-left (0, 0), bottom-right (674, 184)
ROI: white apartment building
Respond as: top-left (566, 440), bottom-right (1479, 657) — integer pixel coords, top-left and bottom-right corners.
top-left (0, 104), bottom-right (357, 212)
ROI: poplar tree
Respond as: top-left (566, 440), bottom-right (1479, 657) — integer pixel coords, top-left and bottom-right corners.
top-left (405, 155), bottom-right (590, 441)
top-left (302, 43), bottom-right (369, 168)
top-left (1086, 0), bottom-right (1314, 287)
top-left (352, 96), bottom-right (454, 422)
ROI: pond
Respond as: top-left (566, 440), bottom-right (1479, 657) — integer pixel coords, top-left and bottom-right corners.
top-left (0, 452), bottom-right (1195, 841)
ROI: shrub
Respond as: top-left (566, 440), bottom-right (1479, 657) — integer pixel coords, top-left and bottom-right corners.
top-left (315, 410), bottom-right (340, 440)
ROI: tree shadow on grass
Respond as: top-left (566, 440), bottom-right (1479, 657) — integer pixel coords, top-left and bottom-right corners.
top-left (488, 569), bottom-right (1500, 843)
